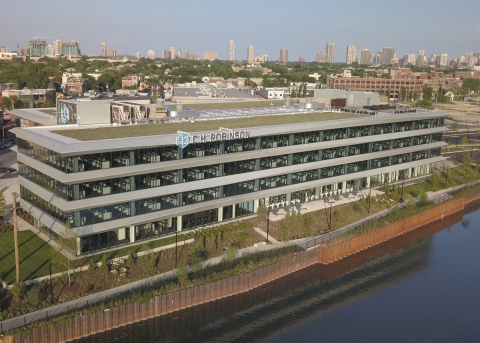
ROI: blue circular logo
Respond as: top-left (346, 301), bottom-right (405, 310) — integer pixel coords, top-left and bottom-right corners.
top-left (61, 104), bottom-right (69, 124)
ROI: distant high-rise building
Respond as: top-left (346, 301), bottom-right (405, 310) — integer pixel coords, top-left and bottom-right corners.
top-left (185, 50), bottom-right (190, 60)
top-left (228, 40), bottom-right (235, 61)
top-left (61, 40), bottom-right (81, 57)
top-left (54, 40), bottom-right (62, 55)
top-left (382, 46), bottom-right (396, 65)
top-left (262, 54), bottom-right (269, 62)
top-left (105, 48), bottom-right (116, 57)
top-left (101, 42), bottom-right (107, 56)
top-left (416, 50), bottom-right (426, 66)
top-left (436, 54), bottom-right (449, 67)
top-left (204, 51), bottom-right (218, 60)
top-left (299, 56), bottom-right (306, 63)
top-left (359, 49), bottom-right (372, 65)
top-left (326, 42), bottom-right (335, 63)
top-left (28, 39), bottom-right (47, 57)
top-left (247, 45), bottom-right (254, 63)
top-left (316, 52), bottom-right (328, 63)
top-left (374, 52), bottom-right (383, 65)
top-left (178, 49), bottom-right (182, 59)
top-left (346, 45), bottom-right (356, 64)
top-left (429, 54), bottom-right (438, 65)
top-left (279, 48), bottom-right (288, 62)
top-left (147, 50), bottom-right (156, 59)
top-left (0, 46), bottom-right (7, 53)
top-left (468, 56), bottom-right (478, 68)
top-left (402, 54), bottom-right (416, 66)
top-left (170, 47), bottom-right (175, 59)
top-left (46, 44), bottom-right (54, 56)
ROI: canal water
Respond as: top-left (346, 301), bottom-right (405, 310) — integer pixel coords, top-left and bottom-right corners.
top-left (73, 201), bottom-right (480, 343)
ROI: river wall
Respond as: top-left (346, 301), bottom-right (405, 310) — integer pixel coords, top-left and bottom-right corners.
top-left (3, 189), bottom-right (480, 343)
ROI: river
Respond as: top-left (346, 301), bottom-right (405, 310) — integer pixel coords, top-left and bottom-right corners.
top-left (72, 201), bottom-right (480, 343)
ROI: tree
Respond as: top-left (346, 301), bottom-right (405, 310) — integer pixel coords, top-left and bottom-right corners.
top-left (462, 136), bottom-right (469, 145)
top-left (0, 95), bottom-right (30, 111)
top-left (0, 191), bottom-right (9, 217)
top-left (413, 99), bottom-right (433, 109)
top-left (23, 63), bottom-right (50, 89)
top-left (422, 85), bottom-right (433, 101)
top-left (41, 100), bottom-right (55, 108)
top-left (50, 221), bottom-right (77, 287)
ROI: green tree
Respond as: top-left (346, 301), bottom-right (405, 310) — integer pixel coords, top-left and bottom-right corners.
top-left (41, 100), bottom-right (55, 108)
top-left (462, 136), bottom-right (469, 145)
top-left (413, 99), bottom-right (433, 108)
top-left (0, 191), bottom-right (9, 217)
top-left (23, 63), bottom-right (50, 89)
top-left (50, 221), bottom-right (77, 286)
top-left (423, 85), bottom-right (433, 101)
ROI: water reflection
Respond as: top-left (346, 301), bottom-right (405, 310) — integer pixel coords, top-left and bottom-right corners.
top-left (71, 209), bottom-right (472, 343)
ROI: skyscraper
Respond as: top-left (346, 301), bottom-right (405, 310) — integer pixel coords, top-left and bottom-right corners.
top-left (28, 39), bottom-right (47, 57)
top-left (416, 50), bottom-right (426, 66)
top-left (247, 45), bottom-right (254, 63)
top-left (54, 40), bottom-right (62, 55)
top-left (382, 46), bottom-right (396, 65)
top-left (326, 42), bottom-right (335, 63)
top-left (228, 40), bottom-right (235, 61)
top-left (61, 41), bottom-right (81, 57)
top-left (359, 49), bottom-right (372, 65)
top-left (46, 45), bottom-right (54, 56)
top-left (178, 49), bottom-right (182, 59)
top-left (436, 54), bottom-right (449, 67)
top-left (147, 50), bottom-right (156, 59)
top-left (374, 52), bottom-right (383, 65)
top-left (279, 48), bottom-right (288, 63)
top-left (170, 47), bottom-right (175, 59)
top-left (346, 45), bottom-right (356, 64)
top-left (101, 42), bottom-right (107, 56)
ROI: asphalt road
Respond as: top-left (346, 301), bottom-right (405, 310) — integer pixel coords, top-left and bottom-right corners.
top-left (0, 148), bottom-right (16, 168)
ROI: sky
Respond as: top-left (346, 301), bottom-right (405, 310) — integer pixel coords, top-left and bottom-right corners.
top-left (1, 0), bottom-right (479, 62)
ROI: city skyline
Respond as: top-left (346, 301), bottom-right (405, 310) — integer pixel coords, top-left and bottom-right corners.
top-left (1, 0), bottom-right (479, 61)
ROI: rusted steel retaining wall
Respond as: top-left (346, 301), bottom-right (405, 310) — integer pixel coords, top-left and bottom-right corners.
top-left (2, 193), bottom-right (474, 343)
top-left (318, 197), bottom-right (465, 264)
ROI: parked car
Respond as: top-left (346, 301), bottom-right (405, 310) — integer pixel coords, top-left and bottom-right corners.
top-left (0, 167), bottom-right (16, 173)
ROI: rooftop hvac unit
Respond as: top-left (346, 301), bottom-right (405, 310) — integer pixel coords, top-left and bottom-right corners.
top-left (112, 104), bottom-right (131, 123)
top-left (131, 104), bottom-right (148, 123)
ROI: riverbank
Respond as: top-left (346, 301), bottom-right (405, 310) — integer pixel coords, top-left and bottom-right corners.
top-left (2, 186), bottom-right (479, 343)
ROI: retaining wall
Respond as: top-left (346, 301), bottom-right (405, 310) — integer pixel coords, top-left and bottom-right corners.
top-left (2, 192), bottom-right (475, 343)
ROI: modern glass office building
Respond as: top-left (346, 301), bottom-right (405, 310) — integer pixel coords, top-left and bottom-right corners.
top-left (12, 107), bottom-right (448, 255)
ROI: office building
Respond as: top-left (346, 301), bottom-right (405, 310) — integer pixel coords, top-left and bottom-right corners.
top-left (61, 41), bottom-right (81, 57)
top-left (54, 40), bottom-right (62, 55)
top-left (29, 39), bottom-right (47, 57)
top-left (170, 47), bottom-right (175, 59)
top-left (346, 45), bottom-right (356, 64)
top-left (204, 51), bottom-right (218, 60)
top-left (327, 76), bottom-right (424, 99)
top-left (316, 52), bottom-right (328, 63)
top-left (177, 49), bottom-right (182, 59)
top-left (436, 54), bottom-right (449, 67)
top-left (147, 50), bottom-right (156, 59)
top-left (228, 40), bottom-right (235, 61)
top-left (359, 49), bottom-right (372, 65)
top-left (247, 45), bottom-right (254, 63)
top-left (0, 46), bottom-right (7, 53)
top-left (326, 43), bottom-right (335, 63)
top-left (402, 54), bottom-right (416, 66)
top-left (279, 48), bottom-right (288, 63)
top-left (382, 46), bottom-right (396, 65)
top-left (416, 50), bottom-right (426, 66)
top-left (12, 101), bottom-right (448, 255)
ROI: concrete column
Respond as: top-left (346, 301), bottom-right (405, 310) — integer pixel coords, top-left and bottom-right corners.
top-left (177, 215), bottom-right (182, 232)
top-left (232, 204), bottom-right (236, 218)
top-left (129, 226), bottom-right (135, 243)
top-left (342, 181), bottom-right (346, 194)
top-left (218, 206), bottom-right (223, 222)
top-left (76, 237), bottom-right (81, 256)
top-left (254, 199), bottom-right (259, 213)
top-left (366, 176), bottom-right (371, 188)
top-left (315, 186), bottom-right (320, 199)
top-left (408, 168), bottom-right (412, 179)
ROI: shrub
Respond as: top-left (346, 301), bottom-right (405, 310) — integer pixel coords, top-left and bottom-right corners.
top-left (11, 283), bottom-right (25, 303)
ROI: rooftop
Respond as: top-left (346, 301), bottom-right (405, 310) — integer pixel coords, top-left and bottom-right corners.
top-left (52, 112), bottom-right (364, 141)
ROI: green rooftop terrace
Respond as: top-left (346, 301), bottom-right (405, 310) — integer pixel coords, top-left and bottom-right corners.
top-left (52, 112), bottom-right (366, 141)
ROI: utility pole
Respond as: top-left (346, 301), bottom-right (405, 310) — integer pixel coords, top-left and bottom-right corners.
top-left (445, 167), bottom-right (449, 186)
top-left (12, 193), bottom-right (20, 284)
top-left (175, 231), bottom-right (178, 268)
top-left (400, 173), bottom-right (405, 202)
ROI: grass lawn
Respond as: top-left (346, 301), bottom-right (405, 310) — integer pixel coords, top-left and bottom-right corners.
top-left (0, 231), bottom-right (188, 285)
top-left (185, 100), bottom-right (286, 111)
top-left (0, 231), bottom-right (61, 285)
top-left (79, 234), bottom-right (188, 265)
top-left (52, 112), bottom-right (363, 141)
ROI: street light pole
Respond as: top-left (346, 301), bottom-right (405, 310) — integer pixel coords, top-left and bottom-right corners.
top-left (175, 231), bottom-right (178, 268)
top-left (266, 208), bottom-right (270, 243)
top-left (12, 193), bottom-right (20, 284)
top-left (400, 173), bottom-right (405, 202)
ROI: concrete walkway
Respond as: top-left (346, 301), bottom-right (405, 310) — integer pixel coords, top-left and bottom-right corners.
top-left (254, 227), bottom-right (279, 243)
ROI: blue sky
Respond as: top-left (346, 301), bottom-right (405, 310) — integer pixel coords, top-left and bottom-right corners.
top-left (1, 0), bottom-right (479, 62)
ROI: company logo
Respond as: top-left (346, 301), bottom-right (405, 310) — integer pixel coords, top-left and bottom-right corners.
top-left (60, 104), bottom-right (69, 124)
top-left (176, 132), bottom-right (190, 149)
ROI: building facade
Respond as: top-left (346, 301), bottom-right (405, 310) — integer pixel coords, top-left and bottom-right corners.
top-left (279, 48), bottom-right (288, 63)
top-left (359, 49), bottom-right (372, 65)
top-left (13, 104), bottom-right (447, 255)
top-left (316, 52), bottom-right (328, 63)
top-left (382, 46), bottom-right (396, 65)
top-left (327, 76), bottom-right (424, 99)
top-left (228, 40), bottom-right (235, 61)
top-left (247, 45), bottom-right (254, 63)
top-left (326, 43), bottom-right (335, 63)
top-left (346, 45), bottom-right (356, 64)
top-left (204, 51), bottom-right (218, 61)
